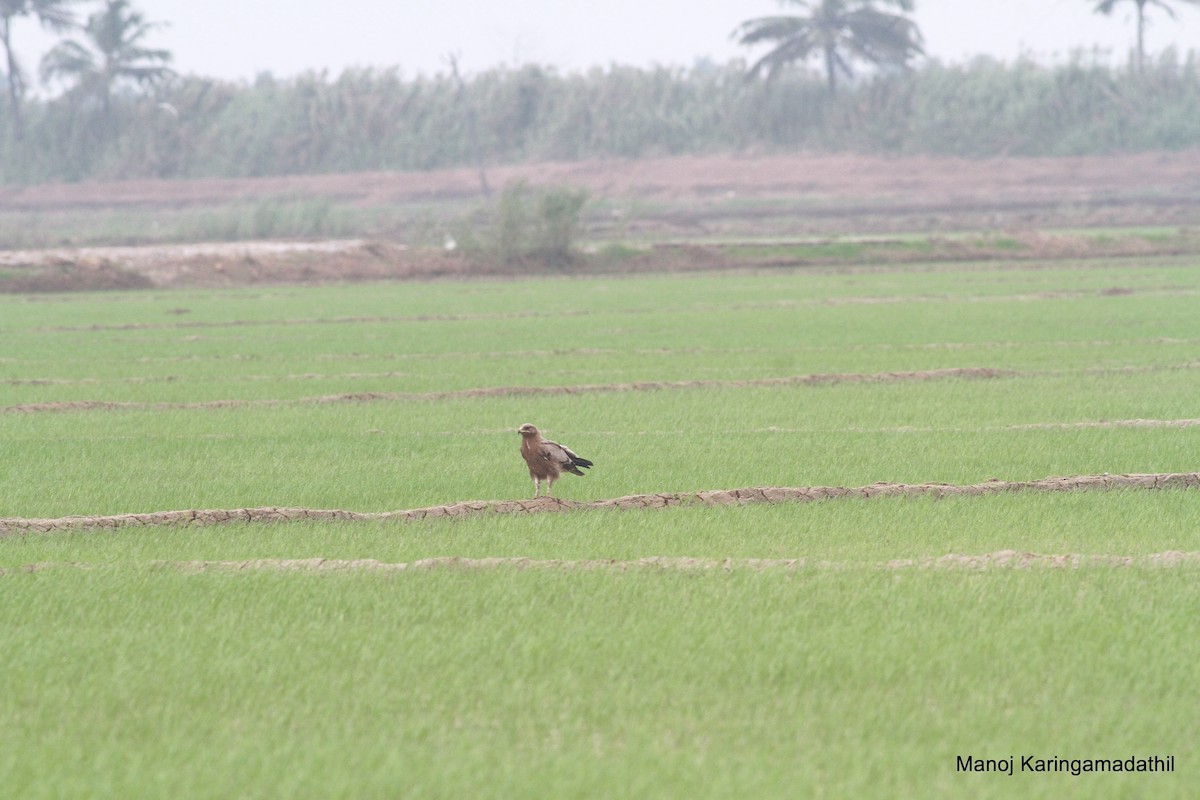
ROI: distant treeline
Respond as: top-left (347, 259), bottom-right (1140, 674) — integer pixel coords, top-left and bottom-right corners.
top-left (3, 54), bottom-right (1200, 184)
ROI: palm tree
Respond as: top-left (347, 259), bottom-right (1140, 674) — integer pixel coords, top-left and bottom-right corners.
top-left (1, 0), bottom-right (80, 139)
top-left (734, 0), bottom-right (923, 95)
top-left (40, 0), bottom-right (173, 117)
top-left (1090, 0), bottom-right (1200, 73)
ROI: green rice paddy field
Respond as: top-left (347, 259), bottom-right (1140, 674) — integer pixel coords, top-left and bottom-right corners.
top-left (2, 255), bottom-right (1199, 798)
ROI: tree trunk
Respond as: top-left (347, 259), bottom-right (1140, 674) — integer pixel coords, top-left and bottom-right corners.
top-left (824, 46), bottom-right (837, 95)
top-left (1, 17), bottom-right (24, 141)
top-left (1136, 0), bottom-right (1146, 74)
top-left (448, 54), bottom-right (491, 199)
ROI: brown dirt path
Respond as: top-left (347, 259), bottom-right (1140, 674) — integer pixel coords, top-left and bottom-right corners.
top-left (3, 472), bottom-right (1197, 537)
top-left (7, 363), bottom-right (1200, 416)
top-left (4, 150), bottom-right (1200, 292)
top-left (4, 151), bottom-right (1199, 210)
top-left (0, 366), bottom-right (1015, 415)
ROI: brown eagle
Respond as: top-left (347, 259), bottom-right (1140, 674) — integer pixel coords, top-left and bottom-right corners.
top-left (517, 423), bottom-right (594, 498)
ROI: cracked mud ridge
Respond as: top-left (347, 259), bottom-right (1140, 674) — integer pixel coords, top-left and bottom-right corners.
top-left (2, 472), bottom-right (1197, 536)
top-left (7, 363), bottom-right (1200, 416)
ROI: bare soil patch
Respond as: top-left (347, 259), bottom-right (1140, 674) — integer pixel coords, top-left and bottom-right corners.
top-left (3, 150), bottom-right (1199, 291)
top-left (9, 364), bottom-right (1200, 416)
top-left (0, 240), bottom-right (476, 292)
top-left (5, 151), bottom-right (1200, 210)
top-left (0, 367), bottom-right (1017, 415)
top-left (3, 472), bottom-right (1196, 536)
top-left (3, 225), bottom-right (1198, 293)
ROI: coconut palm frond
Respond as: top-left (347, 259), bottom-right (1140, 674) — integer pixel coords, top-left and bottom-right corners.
top-left (733, 0), bottom-right (922, 93)
top-left (843, 8), bottom-right (923, 64)
top-left (39, 38), bottom-right (94, 82)
top-left (737, 19), bottom-right (819, 81)
top-left (37, 0), bottom-right (173, 113)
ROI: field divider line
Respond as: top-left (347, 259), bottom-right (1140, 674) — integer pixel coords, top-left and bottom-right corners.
top-left (8, 363), bottom-right (1200, 416)
top-left (27, 287), bottom-right (1200, 334)
top-left (2, 367), bottom-right (1015, 413)
top-left (3, 472), bottom-right (1198, 537)
top-left (34, 308), bottom-right (611, 334)
top-left (750, 418), bottom-right (1200, 434)
top-left (6, 551), bottom-right (1200, 576)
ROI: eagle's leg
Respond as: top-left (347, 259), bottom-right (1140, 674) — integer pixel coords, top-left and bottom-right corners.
top-left (531, 475), bottom-right (541, 498)
top-left (545, 476), bottom-right (556, 497)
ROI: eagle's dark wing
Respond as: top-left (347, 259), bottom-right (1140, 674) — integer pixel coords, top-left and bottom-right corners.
top-left (541, 438), bottom-right (594, 476)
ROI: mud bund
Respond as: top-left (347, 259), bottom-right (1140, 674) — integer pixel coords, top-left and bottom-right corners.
top-left (2, 472), bottom-right (1197, 536)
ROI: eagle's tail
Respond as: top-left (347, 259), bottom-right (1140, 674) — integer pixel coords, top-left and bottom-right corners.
top-left (567, 457), bottom-right (594, 475)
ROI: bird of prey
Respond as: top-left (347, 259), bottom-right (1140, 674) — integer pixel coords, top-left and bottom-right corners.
top-left (517, 423), bottom-right (593, 498)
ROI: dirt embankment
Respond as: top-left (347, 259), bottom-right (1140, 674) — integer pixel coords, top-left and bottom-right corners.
top-left (8, 363), bottom-right (1200, 417)
top-left (3, 472), bottom-right (1197, 537)
top-left (0, 240), bottom-right (475, 293)
top-left (5, 229), bottom-right (1191, 294)
top-left (3, 150), bottom-right (1200, 292)
top-left (1, 367), bottom-right (1016, 415)
top-left (5, 151), bottom-right (1200, 210)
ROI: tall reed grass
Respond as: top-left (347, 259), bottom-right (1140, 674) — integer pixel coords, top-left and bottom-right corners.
top-left (2, 52), bottom-right (1199, 184)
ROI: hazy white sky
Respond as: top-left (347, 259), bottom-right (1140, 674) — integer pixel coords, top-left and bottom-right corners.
top-left (11, 0), bottom-right (1200, 86)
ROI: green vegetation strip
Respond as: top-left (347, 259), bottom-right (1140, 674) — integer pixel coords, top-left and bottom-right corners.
top-left (3, 261), bottom-right (1199, 798)
top-left (7, 365), bottom-right (1200, 415)
top-left (0, 366), bottom-right (1014, 414)
top-left (3, 472), bottom-right (1196, 536)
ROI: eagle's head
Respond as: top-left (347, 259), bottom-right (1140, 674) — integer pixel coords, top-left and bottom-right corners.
top-left (517, 423), bottom-right (539, 437)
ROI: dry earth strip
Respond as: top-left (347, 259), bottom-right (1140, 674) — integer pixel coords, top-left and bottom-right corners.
top-left (0, 367), bottom-right (1015, 414)
top-left (7, 363), bottom-right (1200, 416)
top-left (2, 472), bottom-right (1197, 537)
